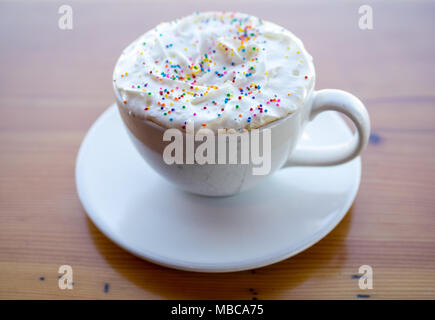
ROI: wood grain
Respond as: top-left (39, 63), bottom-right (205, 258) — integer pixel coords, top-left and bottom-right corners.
top-left (1, 0), bottom-right (435, 299)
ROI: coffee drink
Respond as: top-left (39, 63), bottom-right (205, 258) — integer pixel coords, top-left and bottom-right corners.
top-left (112, 11), bottom-right (370, 197)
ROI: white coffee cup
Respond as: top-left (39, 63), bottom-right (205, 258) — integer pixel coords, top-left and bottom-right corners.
top-left (115, 81), bottom-right (370, 196)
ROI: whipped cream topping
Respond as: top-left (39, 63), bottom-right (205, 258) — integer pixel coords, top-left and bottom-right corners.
top-left (113, 11), bottom-right (315, 132)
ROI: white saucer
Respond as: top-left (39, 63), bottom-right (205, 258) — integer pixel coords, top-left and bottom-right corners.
top-left (76, 104), bottom-right (361, 273)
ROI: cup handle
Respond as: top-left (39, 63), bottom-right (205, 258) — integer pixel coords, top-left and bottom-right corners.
top-left (284, 89), bottom-right (370, 167)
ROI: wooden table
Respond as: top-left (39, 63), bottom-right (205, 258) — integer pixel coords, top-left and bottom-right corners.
top-left (1, 0), bottom-right (434, 299)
